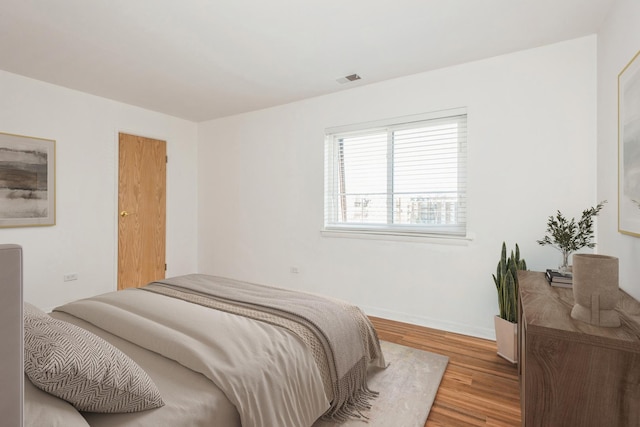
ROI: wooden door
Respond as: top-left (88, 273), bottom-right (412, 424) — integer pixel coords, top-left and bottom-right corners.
top-left (118, 133), bottom-right (166, 290)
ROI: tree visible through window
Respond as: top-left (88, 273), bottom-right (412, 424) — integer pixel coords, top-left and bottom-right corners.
top-left (324, 110), bottom-right (467, 237)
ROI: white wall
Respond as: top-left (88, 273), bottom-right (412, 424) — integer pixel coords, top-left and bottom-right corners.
top-left (0, 71), bottom-right (199, 311)
top-left (198, 36), bottom-right (598, 339)
top-left (597, 0), bottom-right (640, 300)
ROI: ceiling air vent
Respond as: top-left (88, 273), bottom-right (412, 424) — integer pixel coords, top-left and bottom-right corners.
top-left (336, 74), bottom-right (362, 84)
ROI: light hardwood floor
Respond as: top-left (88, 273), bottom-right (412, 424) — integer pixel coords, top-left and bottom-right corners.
top-left (369, 316), bottom-right (521, 427)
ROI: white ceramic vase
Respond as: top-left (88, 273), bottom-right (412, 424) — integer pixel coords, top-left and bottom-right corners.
top-left (494, 315), bottom-right (517, 363)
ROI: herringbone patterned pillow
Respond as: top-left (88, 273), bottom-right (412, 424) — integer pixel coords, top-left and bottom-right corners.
top-left (24, 303), bottom-right (164, 413)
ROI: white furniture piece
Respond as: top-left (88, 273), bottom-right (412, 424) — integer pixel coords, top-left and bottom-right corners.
top-left (0, 244), bottom-right (23, 427)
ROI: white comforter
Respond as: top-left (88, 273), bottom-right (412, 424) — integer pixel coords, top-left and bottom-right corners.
top-left (54, 289), bottom-right (330, 427)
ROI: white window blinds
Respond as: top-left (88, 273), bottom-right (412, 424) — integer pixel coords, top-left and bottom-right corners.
top-left (324, 109), bottom-right (467, 237)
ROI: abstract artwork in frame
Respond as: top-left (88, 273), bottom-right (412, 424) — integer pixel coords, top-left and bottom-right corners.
top-left (619, 50), bottom-right (640, 237)
top-left (0, 132), bottom-right (55, 227)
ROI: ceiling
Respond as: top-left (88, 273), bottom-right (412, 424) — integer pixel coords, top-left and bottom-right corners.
top-left (0, 0), bottom-right (615, 122)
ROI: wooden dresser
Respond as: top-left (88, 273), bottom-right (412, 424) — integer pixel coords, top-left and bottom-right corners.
top-left (517, 271), bottom-right (640, 426)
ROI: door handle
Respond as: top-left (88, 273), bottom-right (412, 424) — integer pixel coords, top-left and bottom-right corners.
top-left (120, 211), bottom-right (131, 217)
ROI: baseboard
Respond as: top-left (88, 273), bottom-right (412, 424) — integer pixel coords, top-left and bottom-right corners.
top-left (361, 305), bottom-right (496, 341)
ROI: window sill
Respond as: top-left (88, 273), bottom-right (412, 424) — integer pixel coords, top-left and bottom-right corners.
top-left (320, 228), bottom-right (474, 245)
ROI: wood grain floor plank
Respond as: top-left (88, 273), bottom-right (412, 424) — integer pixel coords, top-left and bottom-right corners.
top-left (369, 316), bottom-right (521, 427)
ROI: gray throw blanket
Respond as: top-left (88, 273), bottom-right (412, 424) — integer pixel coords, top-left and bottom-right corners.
top-left (145, 274), bottom-right (386, 421)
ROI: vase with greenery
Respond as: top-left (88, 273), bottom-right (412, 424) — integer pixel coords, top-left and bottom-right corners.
top-left (536, 201), bottom-right (606, 272)
top-left (493, 242), bottom-right (527, 323)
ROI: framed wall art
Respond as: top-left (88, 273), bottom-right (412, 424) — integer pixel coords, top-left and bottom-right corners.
top-left (0, 132), bottom-right (55, 227)
top-left (619, 50), bottom-right (640, 237)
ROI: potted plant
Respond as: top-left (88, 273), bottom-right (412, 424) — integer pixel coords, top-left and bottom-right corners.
top-left (536, 201), bottom-right (606, 272)
top-left (492, 242), bottom-right (526, 363)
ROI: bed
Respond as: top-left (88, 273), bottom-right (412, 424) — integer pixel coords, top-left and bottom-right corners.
top-left (23, 273), bottom-right (386, 427)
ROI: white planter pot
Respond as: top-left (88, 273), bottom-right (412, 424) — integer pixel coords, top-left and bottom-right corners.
top-left (494, 315), bottom-right (517, 363)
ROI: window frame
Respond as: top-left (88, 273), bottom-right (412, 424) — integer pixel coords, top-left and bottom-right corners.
top-left (323, 108), bottom-right (468, 240)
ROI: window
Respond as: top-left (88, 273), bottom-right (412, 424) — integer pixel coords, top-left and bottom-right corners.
top-left (324, 109), bottom-right (467, 238)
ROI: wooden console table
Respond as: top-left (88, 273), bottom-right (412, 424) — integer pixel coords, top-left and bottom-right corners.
top-left (517, 271), bottom-right (640, 426)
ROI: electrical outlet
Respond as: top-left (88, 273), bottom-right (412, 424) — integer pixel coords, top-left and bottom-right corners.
top-left (290, 267), bottom-right (299, 274)
top-left (63, 273), bottom-right (78, 282)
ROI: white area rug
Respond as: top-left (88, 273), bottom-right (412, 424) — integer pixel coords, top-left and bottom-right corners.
top-left (313, 340), bottom-right (449, 427)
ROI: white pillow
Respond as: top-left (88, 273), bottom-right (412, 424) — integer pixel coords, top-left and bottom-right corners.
top-left (24, 374), bottom-right (90, 427)
top-left (24, 302), bottom-right (164, 413)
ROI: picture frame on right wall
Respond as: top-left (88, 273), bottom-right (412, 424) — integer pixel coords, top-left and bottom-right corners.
top-left (619, 50), bottom-right (640, 237)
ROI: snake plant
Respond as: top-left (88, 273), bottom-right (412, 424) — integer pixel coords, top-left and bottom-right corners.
top-left (492, 242), bottom-right (527, 323)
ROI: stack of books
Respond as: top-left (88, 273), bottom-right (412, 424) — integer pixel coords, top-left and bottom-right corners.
top-left (545, 269), bottom-right (573, 288)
